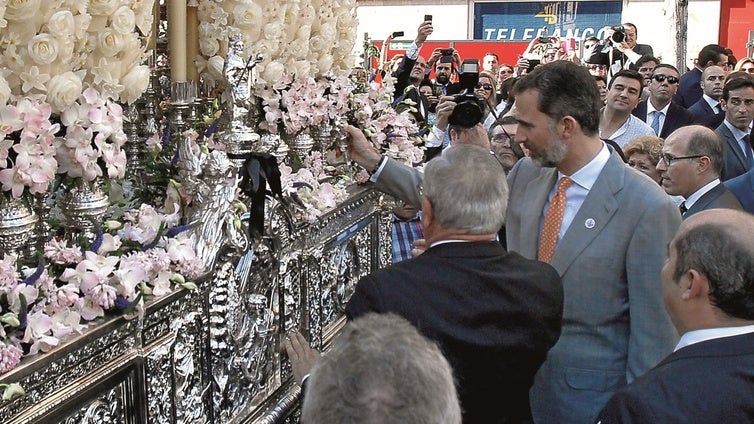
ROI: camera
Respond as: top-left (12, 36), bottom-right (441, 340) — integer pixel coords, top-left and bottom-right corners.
top-left (449, 59), bottom-right (484, 127)
top-left (392, 31), bottom-right (404, 38)
top-left (611, 26), bottom-right (626, 43)
top-left (440, 48), bottom-right (454, 56)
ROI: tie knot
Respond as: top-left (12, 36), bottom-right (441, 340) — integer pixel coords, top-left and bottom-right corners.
top-left (679, 201), bottom-right (687, 214)
top-left (557, 176), bottom-right (574, 192)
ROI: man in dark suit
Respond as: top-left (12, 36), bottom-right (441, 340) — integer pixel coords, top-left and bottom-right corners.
top-left (507, 61), bottom-right (680, 424)
top-left (347, 144), bottom-right (564, 424)
top-left (724, 167), bottom-right (754, 213)
top-left (688, 65), bottom-right (726, 129)
top-left (392, 19), bottom-right (433, 124)
top-left (632, 64), bottom-right (695, 138)
top-left (715, 77), bottom-right (754, 181)
top-left (596, 208), bottom-right (754, 423)
top-left (673, 44), bottom-right (728, 108)
top-left (656, 125), bottom-right (742, 218)
top-left (585, 23), bottom-right (653, 79)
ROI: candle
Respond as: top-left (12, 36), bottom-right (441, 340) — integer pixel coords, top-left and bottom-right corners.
top-left (147, 0), bottom-right (159, 51)
top-left (186, 2), bottom-right (199, 82)
top-left (167, 0), bottom-right (187, 81)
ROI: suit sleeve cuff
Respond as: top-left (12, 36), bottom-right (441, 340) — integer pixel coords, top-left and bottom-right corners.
top-left (369, 157), bottom-right (388, 183)
top-left (406, 42), bottom-right (421, 60)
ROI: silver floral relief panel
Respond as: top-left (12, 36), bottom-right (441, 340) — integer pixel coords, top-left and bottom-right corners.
top-left (59, 374), bottom-right (133, 424)
top-left (143, 289), bottom-right (209, 424)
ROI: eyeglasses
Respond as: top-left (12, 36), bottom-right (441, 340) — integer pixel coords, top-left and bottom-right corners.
top-left (743, 67), bottom-right (754, 74)
top-left (660, 153), bottom-right (705, 166)
top-left (491, 126), bottom-right (515, 145)
top-left (499, 69), bottom-right (514, 74)
top-left (652, 74), bottom-right (679, 84)
top-left (475, 83), bottom-right (493, 90)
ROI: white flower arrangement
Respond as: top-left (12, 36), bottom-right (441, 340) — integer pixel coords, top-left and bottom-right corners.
top-left (195, 0), bottom-right (357, 87)
top-left (0, 0), bottom-right (155, 112)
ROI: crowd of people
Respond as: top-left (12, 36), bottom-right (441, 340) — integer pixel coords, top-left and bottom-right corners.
top-left (282, 18), bottom-right (754, 424)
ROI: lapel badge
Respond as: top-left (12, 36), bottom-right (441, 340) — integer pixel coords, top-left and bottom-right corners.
top-left (585, 218), bottom-right (596, 229)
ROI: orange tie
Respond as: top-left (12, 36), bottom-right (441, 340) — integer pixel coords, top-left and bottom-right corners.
top-left (538, 177), bottom-right (574, 263)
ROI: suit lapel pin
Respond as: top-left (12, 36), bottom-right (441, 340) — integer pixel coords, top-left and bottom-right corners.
top-left (585, 218), bottom-right (596, 229)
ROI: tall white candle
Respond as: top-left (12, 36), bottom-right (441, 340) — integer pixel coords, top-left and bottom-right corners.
top-left (186, 3), bottom-right (199, 82)
top-left (167, 0), bottom-right (187, 81)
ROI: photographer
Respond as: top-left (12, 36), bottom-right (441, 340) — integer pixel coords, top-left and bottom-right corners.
top-left (514, 36), bottom-right (560, 76)
top-left (585, 23), bottom-right (653, 79)
top-left (428, 48), bottom-right (462, 96)
top-left (392, 18), bottom-right (433, 124)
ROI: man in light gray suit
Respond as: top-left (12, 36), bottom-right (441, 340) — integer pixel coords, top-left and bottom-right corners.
top-left (507, 61), bottom-right (680, 423)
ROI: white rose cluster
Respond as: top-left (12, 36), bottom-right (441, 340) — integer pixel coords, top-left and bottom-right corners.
top-left (196, 0), bottom-right (357, 86)
top-left (0, 0), bottom-right (155, 111)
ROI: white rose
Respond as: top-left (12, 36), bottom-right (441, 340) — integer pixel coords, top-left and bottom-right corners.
top-left (97, 28), bottom-right (125, 57)
top-left (261, 61), bottom-right (285, 85)
top-left (47, 10), bottom-right (75, 37)
top-left (46, 71), bottom-right (83, 113)
top-left (111, 6), bottom-right (136, 34)
top-left (199, 34), bottom-right (220, 57)
top-left (316, 54), bottom-right (334, 76)
top-left (264, 22), bottom-right (283, 41)
top-left (296, 25), bottom-right (311, 41)
top-left (205, 55), bottom-right (225, 82)
top-left (320, 22), bottom-right (336, 41)
top-left (286, 40), bottom-right (309, 61)
top-left (299, 5), bottom-right (315, 23)
top-left (233, 2), bottom-right (262, 29)
top-left (4, 0), bottom-right (41, 22)
top-left (0, 76), bottom-right (10, 105)
top-left (28, 34), bottom-right (59, 65)
top-left (309, 35), bottom-right (327, 54)
top-left (291, 60), bottom-right (311, 80)
top-left (120, 64), bottom-right (150, 104)
top-left (88, 0), bottom-right (120, 16)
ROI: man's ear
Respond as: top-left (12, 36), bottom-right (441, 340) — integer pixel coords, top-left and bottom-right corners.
top-left (720, 98), bottom-right (728, 112)
top-left (560, 116), bottom-right (577, 139)
top-left (682, 269), bottom-right (709, 300)
top-left (421, 196), bottom-right (433, 227)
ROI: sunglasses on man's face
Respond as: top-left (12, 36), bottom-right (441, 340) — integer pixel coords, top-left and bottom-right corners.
top-left (475, 83), bottom-right (493, 90)
top-left (652, 74), bottom-right (679, 84)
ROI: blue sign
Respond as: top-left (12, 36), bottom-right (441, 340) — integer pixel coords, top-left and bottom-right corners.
top-left (474, 1), bottom-right (623, 41)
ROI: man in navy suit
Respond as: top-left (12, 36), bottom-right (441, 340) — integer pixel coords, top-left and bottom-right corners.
top-left (673, 44), bottom-right (728, 108)
top-left (724, 167), bottom-right (754, 213)
top-left (632, 64), bottom-right (695, 138)
top-left (715, 77), bottom-right (754, 181)
top-left (347, 144), bottom-right (564, 424)
top-left (655, 125), bottom-right (742, 218)
top-left (392, 19), bottom-right (433, 124)
top-left (688, 65), bottom-right (726, 129)
top-left (596, 208), bottom-right (754, 423)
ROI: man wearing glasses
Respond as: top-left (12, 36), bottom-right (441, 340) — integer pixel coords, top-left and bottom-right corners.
top-left (489, 115), bottom-right (526, 173)
top-left (632, 64), bottom-right (695, 138)
top-left (656, 125), bottom-right (742, 218)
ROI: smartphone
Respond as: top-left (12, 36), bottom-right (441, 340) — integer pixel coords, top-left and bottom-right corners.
top-left (526, 59), bottom-right (541, 73)
top-left (560, 38), bottom-right (576, 51)
top-left (424, 14), bottom-right (432, 22)
top-left (432, 85), bottom-right (443, 97)
top-left (392, 31), bottom-right (404, 38)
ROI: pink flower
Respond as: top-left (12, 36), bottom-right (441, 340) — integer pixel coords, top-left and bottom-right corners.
top-left (0, 342), bottom-right (23, 374)
top-left (44, 238), bottom-right (83, 264)
top-left (0, 105), bottom-right (23, 135)
top-left (0, 254), bottom-right (19, 296)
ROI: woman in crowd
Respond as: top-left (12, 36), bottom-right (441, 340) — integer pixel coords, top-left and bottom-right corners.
top-left (476, 71), bottom-right (499, 129)
top-left (594, 75), bottom-right (607, 106)
top-left (734, 57), bottom-right (754, 74)
top-left (623, 136), bottom-right (663, 184)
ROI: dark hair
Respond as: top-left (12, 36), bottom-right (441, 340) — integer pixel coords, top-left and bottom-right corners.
top-left (608, 69), bottom-right (644, 90)
top-left (652, 63), bottom-right (680, 76)
top-left (636, 54), bottom-right (660, 69)
top-left (722, 76), bottom-right (754, 101)
top-left (673, 219), bottom-right (754, 320)
top-left (593, 75), bottom-right (607, 85)
top-left (724, 71), bottom-right (754, 86)
top-left (499, 76), bottom-right (518, 103)
top-left (622, 22), bottom-right (637, 36)
top-left (697, 44), bottom-right (726, 67)
top-left (513, 61), bottom-right (600, 136)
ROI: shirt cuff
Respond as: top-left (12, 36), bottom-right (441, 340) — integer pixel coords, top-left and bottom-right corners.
top-left (425, 126), bottom-right (446, 147)
top-left (406, 42), bottom-right (421, 60)
top-left (369, 156), bottom-right (388, 183)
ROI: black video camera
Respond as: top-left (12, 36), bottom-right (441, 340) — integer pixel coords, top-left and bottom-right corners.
top-left (449, 59), bottom-right (485, 127)
top-left (610, 26), bottom-right (626, 43)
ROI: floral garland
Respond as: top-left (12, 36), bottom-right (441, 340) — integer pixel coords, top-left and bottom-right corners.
top-left (195, 0), bottom-right (357, 86)
top-left (0, 0), bottom-right (154, 111)
top-left (0, 98), bottom-right (59, 198)
top-left (0, 204), bottom-right (203, 377)
top-left (54, 87), bottom-right (127, 182)
top-left (280, 151), bottom-right (350, 223)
